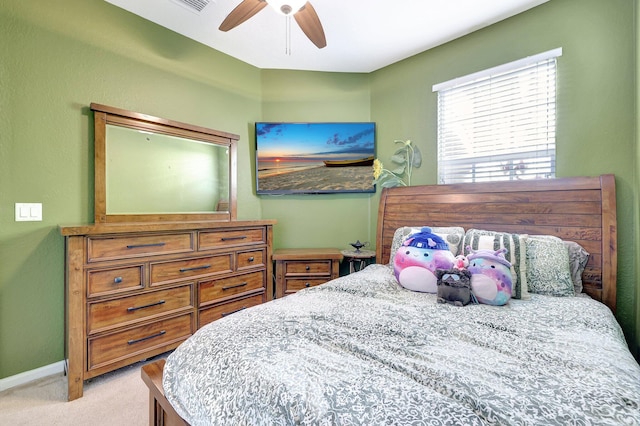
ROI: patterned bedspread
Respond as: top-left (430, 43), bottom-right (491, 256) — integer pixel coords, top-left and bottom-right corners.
top-left (163, 264), bottom-right (640, 425)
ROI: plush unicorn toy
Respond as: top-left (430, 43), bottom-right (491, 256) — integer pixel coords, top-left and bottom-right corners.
top-left (466, 246), bottom-right (513, 306)
top-left (394, 227), bottom-right (455, 293)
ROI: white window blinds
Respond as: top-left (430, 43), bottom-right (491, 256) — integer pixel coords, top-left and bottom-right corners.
top-left (433, 48), bottom-right (561, 184)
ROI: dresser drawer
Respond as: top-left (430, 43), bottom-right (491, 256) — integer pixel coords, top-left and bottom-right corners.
top-left (198, 228), bottom-right (266, 250)
top-left (87, 265), bottom-right (144, 297)
top-left (150, 254), bottom-right (232, 286)
top-left (199, 271), bottom-right (265, 306)
top-left (198, 294), bottom-right (264, 327)
top-left (237, 249), bottom-right (265, 270)
top-left (87, 284), bottom-right (194, 334)
top-left (284, 260), bottom-right (332, 275)
top-left (87, 233), bottom-right (193, 262)
top-left (88, 313), bottom-right (193, 370)
top-left (284, 278), bottom-right (328, 293)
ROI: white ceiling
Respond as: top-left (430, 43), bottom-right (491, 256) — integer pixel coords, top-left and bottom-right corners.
top-left (104, 0), bottom-right (550, 73)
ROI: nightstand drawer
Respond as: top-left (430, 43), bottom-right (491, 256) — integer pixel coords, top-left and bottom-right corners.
top-left (87, 233), bottom-right (194, 262)
top-left (199, 228), bottom-right (266, 250)
top-left (284, 278), bottom-right (327, 293)
top-left (87, 265), bottom-right (144, 297)
top-left (284, 260), bottom-right (332, 275)
top-left (150, 254), bottom-right (232, 285)
top-left (198, 294), bottom-right (264, 327)
top-left (88, 313), bottom-right (193, 370)
top-left (199, 271), bottom-right (265, 305)
top-left (87, 284), bottom-right (194, 334)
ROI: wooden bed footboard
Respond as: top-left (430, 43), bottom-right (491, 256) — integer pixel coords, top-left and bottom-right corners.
top-left (141, 359), bottom-right (189, 426)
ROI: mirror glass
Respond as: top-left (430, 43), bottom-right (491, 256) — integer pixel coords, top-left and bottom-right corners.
top-left (105, 125), bottom-right (229, 214)
top-left (92, 103), bottom-right (237, 223)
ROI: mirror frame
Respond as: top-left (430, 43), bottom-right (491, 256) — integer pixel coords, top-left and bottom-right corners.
top-left (91, 103), bottom-right (238, 223)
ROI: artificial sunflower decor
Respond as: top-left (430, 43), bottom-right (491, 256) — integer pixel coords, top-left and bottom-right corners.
top-left (372, 139), bottom-right (422, 188)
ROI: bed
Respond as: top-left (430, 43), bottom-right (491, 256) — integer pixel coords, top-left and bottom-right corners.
top-left (141, 174), bottom-right (640, 425)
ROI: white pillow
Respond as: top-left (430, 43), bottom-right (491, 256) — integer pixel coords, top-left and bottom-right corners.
top-left (389, 226), bottom-right (465, 264)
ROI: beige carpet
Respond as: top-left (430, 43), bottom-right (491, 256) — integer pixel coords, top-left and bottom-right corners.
top-left (0, 354), bottom-right (168, 426)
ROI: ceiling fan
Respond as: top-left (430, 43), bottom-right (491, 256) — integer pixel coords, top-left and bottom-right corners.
top-left (219, 0), bottom-right (327, 49)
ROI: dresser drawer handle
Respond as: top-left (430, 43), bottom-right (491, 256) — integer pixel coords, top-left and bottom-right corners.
top-left (305, 265), bottom-right (310, 271)
top-left (179, 264), bottom-right (211, 272)
top-left (127, 300), bottom-right (165, 312)
top-left (248, 256), bottom-right (255, 262)
top-left (221, 236), bottom-right (247, 241)
top-left (114, 276), bottom-right (123, 284)
top-left (126, 242), bottom-right (166, 249)
top-left (222, 282), bottom-right (248, 291)
top-left (127, 330), bottom-right (166, 345)
top-left (221, 306), bottom-right (247, 317)
top-left (305, 282), bottom-right (311, 288)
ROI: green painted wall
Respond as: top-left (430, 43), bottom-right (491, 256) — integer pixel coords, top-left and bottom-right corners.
top-left (635, 0), bottom-right (640, 357)
top-left (0, 0), bottom-right (263, 378)
top-left (259, 70), bottom-right (374, 252)
top-left (370, 0), bottom-right (638, 354)
top-left (1, 0), bottom-right (638, 380)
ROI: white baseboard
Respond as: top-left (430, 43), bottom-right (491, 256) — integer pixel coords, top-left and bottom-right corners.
top-left (0, 360), bottom-right (66, 392)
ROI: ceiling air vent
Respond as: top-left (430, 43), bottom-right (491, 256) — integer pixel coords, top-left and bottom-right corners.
top-left (171, 0), bottom-right (211, 13)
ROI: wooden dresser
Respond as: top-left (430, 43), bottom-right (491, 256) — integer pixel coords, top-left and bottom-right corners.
top-left (273, 248), bottom-right (343, 297)
top-left (60, 220), bottom-right (274, 400)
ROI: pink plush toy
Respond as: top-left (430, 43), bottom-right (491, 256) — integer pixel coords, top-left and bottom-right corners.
top-left (453, 255), bottom-right (469, 270)
top-left (394, 227), bottom-right (455, 293)
top-left (466, 246), bottom-right (513, 306)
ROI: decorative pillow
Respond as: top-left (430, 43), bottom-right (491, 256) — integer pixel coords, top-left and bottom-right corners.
top-left (563, 241), bottom-right (589, 294)
top-left (389, 226), bottom-right (465, 264)
top-left (394, 227), bottom-right (456, 293)
top-left (462, 229), bottom-right (528, 299)
top-left (525, 236), bottom-right (575, 296)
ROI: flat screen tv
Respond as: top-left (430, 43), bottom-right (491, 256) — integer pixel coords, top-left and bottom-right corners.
top-left (255, 122), bottom-right (376, 195)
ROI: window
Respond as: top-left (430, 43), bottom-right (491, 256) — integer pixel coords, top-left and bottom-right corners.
top-left (433, 48), bottom-right (561, 184)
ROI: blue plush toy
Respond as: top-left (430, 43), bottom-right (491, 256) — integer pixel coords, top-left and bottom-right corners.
top-left (394, 227), bottom-right (455, 293)
top-left (466, 246), bottom-right (513, 305)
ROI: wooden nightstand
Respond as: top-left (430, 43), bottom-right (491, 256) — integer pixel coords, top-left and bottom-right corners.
top-left (274, 248), bottom-right (343, 297)
top-left (341, 249), bottom-right (376, 274)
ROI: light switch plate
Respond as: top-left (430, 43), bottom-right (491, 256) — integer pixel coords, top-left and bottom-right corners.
top-left (15, 203), bottom-right (42, 221)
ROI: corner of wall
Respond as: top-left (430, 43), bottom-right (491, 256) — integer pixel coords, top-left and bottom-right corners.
top-left (634, 0), bottom-right (640, 361)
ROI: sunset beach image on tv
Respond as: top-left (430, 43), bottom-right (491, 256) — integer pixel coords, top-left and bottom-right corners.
top-left (255, 122), bottom-right (376, 194)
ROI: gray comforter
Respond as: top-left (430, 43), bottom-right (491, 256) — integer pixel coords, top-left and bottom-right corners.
top-left (163, 264), bottom-right (640, 425)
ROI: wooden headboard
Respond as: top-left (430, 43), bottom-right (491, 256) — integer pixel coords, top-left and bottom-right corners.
top-left (376, 175), bottom-right (617, 313)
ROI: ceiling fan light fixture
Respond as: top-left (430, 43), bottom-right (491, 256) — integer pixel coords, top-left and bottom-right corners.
top-left (266, 0), bottom-right (307, 15)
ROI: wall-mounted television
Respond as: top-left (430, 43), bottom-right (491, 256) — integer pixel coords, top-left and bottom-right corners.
top-left (255, 122), bottom-right (376, 195)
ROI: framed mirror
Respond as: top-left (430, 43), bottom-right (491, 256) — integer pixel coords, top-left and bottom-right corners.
top-left (92, 103), bottom-right (238, 223)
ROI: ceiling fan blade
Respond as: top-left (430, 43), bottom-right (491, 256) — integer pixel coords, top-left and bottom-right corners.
top-left (294, 2), bottom-right (327, 49)
top-left (219, 0), bottom-right (268, 32)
